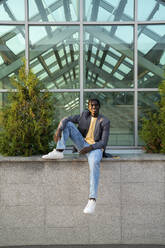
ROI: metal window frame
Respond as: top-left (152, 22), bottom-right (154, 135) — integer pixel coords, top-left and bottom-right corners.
top-left (134, 0), bottom-right (138, 146)
top-left (0, 0), bottom-right (164, 148)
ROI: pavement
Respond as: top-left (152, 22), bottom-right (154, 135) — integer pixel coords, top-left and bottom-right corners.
top-left (1, 245), bottom-right (165, 248)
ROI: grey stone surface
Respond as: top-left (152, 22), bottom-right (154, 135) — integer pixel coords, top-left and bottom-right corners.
top-left (3, 162), bottom-right (44, 185)
top-left (0, 154), bottom-right (165, 245)
top-left (46, 205), bottom-right (89, 228)
top-left (89, 221), bottom-right (121, 244)
top-left (44, 161), bottom-right (89, 205)
top-left (0, 227), bottom-right (46, 246)
top-left (121, 162), bottom-right (165, 183)
top-left (98, 182), bottom-right (121, 206)
top-left (1, 152), bottom-right (165, 162)
top-left (44, 183), bottom-right (88, 206)
top-left (0, 206), bottom-right (45, 228)
top-left (122, 203), bottom-right (165, 226)
top-left (88, 205), bottom-right (120, 225)
top-left (45, 161), bottom-right (88, 184)
top-left (1, 184), bottom-right (45, 206)
top-left (122, 223), bottom-right (165, 244)
top-left (45, 227), bottom-right (90, 244)
top-left (100, 162), bottom-right (121, 183)
top-left (121, 181), bottom-right (165, 244)
top-left (121, 183), bottom-right (165, 205)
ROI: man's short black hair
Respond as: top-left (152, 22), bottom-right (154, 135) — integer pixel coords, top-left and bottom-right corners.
top-left (88, 98), bottom-right (100, 107)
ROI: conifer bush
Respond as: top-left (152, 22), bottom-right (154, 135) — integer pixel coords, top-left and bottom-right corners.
top-left (140, 77), bottom-right (165, 153)
top-left (0, 61), bottom-right (56, 156)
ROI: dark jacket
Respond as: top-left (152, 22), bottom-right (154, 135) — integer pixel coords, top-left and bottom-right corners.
top-left (58, 110), bottom-right (110, 150)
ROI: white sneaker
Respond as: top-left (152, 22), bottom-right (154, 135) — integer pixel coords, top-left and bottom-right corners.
top-left (83, 199), bottom-right (96, 214)
top-left (42, 149), bottom-right (64, 159)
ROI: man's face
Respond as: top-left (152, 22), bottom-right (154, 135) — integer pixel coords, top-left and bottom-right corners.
top-left (88, 100), bottom-right (100, 117)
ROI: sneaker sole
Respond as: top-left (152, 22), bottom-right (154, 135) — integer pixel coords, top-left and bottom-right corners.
top-left (83, 210), bottom-right (95, 214)
top-left (42, 156), bottom-right (64, 159)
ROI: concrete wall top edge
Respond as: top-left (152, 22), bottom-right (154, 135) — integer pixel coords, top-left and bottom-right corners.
top-left (1, 153), bottom-right (165, 163)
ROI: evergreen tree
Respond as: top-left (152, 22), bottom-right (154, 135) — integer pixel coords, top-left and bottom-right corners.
top-left (0, 61), bottom-right (56, 156)
top-left (140, 77), bottom-right (165, 153)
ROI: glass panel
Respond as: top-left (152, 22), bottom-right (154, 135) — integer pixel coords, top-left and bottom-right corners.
top-left (84, 26), bottom-right (134, 89)
top-left (53, 92), bottom-right (80, 121)
top-left (0, 92), bottom-right (9, 130)
top-left (28, 0), bottom-right (79, 22)
top-left (29, 26), bottom-right (80, 89)
top-left (52, 92), bottom-right (80, 147)
top-left (0, 0), bottom-right (25, 21)
top-left (0, 26), bottom-right (25, 89)
top-left (84, 0), bottom-right (134, 21)
top-left (138, 0), bottom-right (165, 21)
top-left (84, 92), bottom-right (134, 146)
top-left (0, 92), bottom-right (9, 109)
top-left (138, 92), bottom-right (160, 145)
top-left (138, 25), bottom-right (165, 88)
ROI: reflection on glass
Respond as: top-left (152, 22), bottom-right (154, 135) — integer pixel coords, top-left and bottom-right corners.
top-left (138, 0), bottom-right (165, 21)
top-left (0, 0), bottom-right (25, 21)
top-left (0, 93), bottom-right (9, 109)
top-left (0, 93), bottom-right (9, 127)
top-left (84, 92), bottom-right (134, 146)
top-left (138, 25), bottom-right (165, 88)
top-left (29, 0), bottom-right (79, 22)
top-left (53, 92), bottom-right (80, 122)
top-left (84, 26), bottom-right (134, 89)
top-left (50, 92), bottom-right (80, 146)
top-left (29, 26), bottom-right (80, 89)
top-left (138, 92), bottom-right (160, 145)
top-left (0, 26), bottom-right (25, 89)
top-left (84, 0), bottom-right (134, 21)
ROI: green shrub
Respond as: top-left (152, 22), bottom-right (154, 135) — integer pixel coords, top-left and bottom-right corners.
top-left (140, 78), bottom-right (165, 153)
top-left (0, 61), bottom-right (56, 156)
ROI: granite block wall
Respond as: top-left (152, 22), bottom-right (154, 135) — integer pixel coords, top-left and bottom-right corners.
top-left (0, 156), bottom-right (165, 246)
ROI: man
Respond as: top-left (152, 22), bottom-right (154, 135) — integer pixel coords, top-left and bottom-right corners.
top-left (42, 99), bottom-right (110, 214)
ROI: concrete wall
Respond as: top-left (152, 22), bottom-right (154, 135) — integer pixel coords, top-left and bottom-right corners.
top-left (0, 154), bottom-right (165, 246)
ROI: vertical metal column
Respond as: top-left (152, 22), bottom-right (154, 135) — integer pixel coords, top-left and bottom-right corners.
top-left (25, 0), bottom-right (29, 73)
top-left (134, 0), bottom-right (138, 147)
top-left (79, 0), bottom-right (84, 113)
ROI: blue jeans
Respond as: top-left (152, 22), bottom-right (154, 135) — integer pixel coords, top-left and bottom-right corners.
top-left (56, 121), bottom-right (103, 199)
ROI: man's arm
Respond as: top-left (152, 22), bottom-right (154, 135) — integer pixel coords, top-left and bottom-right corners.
top-left (54, 114), bottom-right (80, 143)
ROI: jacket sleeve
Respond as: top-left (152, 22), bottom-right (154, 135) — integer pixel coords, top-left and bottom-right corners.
top-left (57, 114), bottom-right (80, 131)
top-left (92, 119), bottom-right (110, 150)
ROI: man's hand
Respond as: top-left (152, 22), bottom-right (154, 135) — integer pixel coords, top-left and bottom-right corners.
top-left (54, 128), bottom-right (62, 143)
top-left (79, 145), bottom-right (93, 154)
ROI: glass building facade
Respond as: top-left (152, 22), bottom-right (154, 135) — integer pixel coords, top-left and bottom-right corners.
top-left (0, 0), bottom-right (165, 147)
